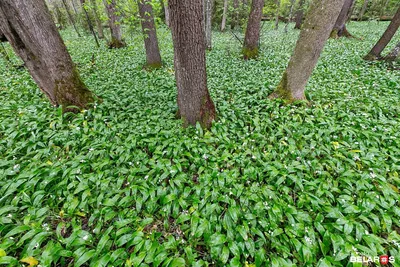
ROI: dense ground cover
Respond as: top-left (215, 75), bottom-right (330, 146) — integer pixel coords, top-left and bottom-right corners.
top-left (1, 22), bottom-right (400, 267)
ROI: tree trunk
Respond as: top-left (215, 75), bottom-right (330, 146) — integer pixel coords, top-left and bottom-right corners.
top-left (221, 0), bottom-right (228, 31)
top-left (90, 0), bottom-right (104, 39)
top-left (269, 0), bottom-right (345, 101)
top-left (164, 0), bottom-right (170, 27)
top-left (80, 0), bottom-right (100, 47)
top-left (364, 6), bottom-right (400, 60)
top-left (358, 0), bottom-right (369, 21)
top-left (284, 0), bottom-right (295, 33)
top-left (274, 0), bottom-right (280, 30)
top-left (168, 0), bottom-right (216, 129)
top-left (294, 0), bottom-right (305, 29)
top-left (138, 0), bottom-right (162, 68)
top-left (103, 0), bottom-right (125, 48)
top-left (330, 0), bottom-right (355, 38)
top-left (0, 0), bottom-right (95, 110)
top-left (384, 41), bottom-right (400, 61)
top-left (0, 27), bottom-right (7, 42)
top-left (380, 0), bottom-right (390, 19)
top-left (205, 0), bottom-right (214, 50)
top-left (62, 0), bottom-right (81, 37)
top-left (231, 0), bottom-right (239, 30)
top-left (243, 0), bottom-right (264, 59)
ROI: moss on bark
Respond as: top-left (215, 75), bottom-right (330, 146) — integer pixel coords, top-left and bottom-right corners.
top-left (243, 47), bottom-right (259, 60)
top-left (199, 92), bottom-right (216, 129)
top-left (108, 38), bottom-right (126, 49)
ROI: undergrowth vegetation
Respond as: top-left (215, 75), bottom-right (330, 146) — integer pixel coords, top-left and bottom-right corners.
top-left (0, 22), bottom-right (400, 266)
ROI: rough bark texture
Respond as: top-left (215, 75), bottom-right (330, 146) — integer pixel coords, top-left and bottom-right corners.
top-left (269, 0), bottom-right (346, 101)
top-left (384, 41), bottom-right (400, 61)
top-left (231, 0), bottom-right (240, 29)
top-left (91, 0), bottom-right (104, 39)
top-left (274, 0), bottom-right (280, 30)
top-left (0, 0), bottom-right (95, 110)
top-left (169, 0), bottom-right (216, 129)
top-left (205, 0), bottom-right (214, 50)
top-left (364, 6), bottom-right (400, 60)
top-left (243, 0), bottom-right (264, 60)
top-left (138, 0), bottom-right (162, 69)
top-left (103, 0), bottom-right (126, 48)
top-left (221, 0), bottom-right (228, 31)
top-left (358, 0), bottom-right (369, 21)
top-left (330, 0), bottom-right (355, 38)
top-left (294, 0), bottom-right (305, 29)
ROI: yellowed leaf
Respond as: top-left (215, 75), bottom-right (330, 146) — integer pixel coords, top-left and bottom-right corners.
top-left (350, 150), bottom-right (362, 153)
top-left (20, 256), bottom-right (39, 267)
top-left (0, 248), bottom-right (6, 257)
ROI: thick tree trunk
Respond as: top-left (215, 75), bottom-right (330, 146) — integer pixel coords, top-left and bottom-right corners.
top-left (0, 0), bottom-right (95, 110)
top-left (205, 0), bottom-right (214, 50)
top-left (384, 42), bottom-right (400, 61)
top-left (364, 6), bottom-right (400, 60)
top-left (294, 0), bottom-right (305, 29)
top-left (269, 0), bottom-right (345, 101)
top-left (103, 0), bottom-right (125, 48)
top-left (138, 0), bottom-right (162, 68)
top-left (358, 0), bottom-right (369, 21)
top-left (231, 0), bottom-right (240, 30)
top-left (284, 0), bottom-right (295, 33)
top-left (330, 0), bottom-right (355, 38)
top-left (243, 0), bottom-right (264, 59)
top-left (62, 0), bottom-right (81, 37)
top-left (169, 0), bottom-right (216, 129)
top-left (221, 0), bottom-right (229, 31)
top-left (274, 0), bottom-right (280, 30)
top-left (90, 0), bottom-right (104, 39)
top-left (164, 0), bottom-right (170, 27)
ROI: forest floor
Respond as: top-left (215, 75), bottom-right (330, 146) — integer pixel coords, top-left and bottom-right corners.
top-left (0, 22), bottom-right (400, 267)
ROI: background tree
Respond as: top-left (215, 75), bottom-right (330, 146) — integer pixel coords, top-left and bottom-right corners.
top-left (274, 0), bottom-right (280, 30)
top-left (284, 0), bottom-right (295, 33)
top-left (269, 0), bottom-right (346, 101)
top-left (364, 6), bottom-right (400, 60)
top-left (205, 0), bottom-right (214, 50)
top-left (243, 0), bottom-right (265, 59)
top-left (80, 0), bottom-right (100, 47)
top-left (138, 0), bottom-right (162, 68)
top-left (384, 41), bottom-right (400, 61)
top-left (169, 0), bottom-right (216, 128)
top-left (164, 0), bottom-right (170, 27)
top-left (90, 0), bottom-right (104, 39)
top-left (62, 0), bottom-right (82, 36)
top-left (231, 0), bottom-right (240, 29)
top-left (294, 0), bottom-right (306, 29)
top-left (104, 0), bottom-right (126, 48)
top-left (221, 0), bottom-right (229, 31)
top-left (357, 0), bottom-right (369, 21)
top-left (0, 0), bottom-right (95, 110)
top-left (330, 0), bottom-right (355, 38)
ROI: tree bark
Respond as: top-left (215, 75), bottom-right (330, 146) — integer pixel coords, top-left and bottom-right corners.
top-left (231, 0), bottom-right (240, 30)
top-left (169, 0), bottom-right (216, 129)
top-left (294, 0), bottom-right (305, 29)
top-left (243, 0), bottom-right (264, 59)
top-left (330, 0), bottom-right (355, 38)
top-left (138, 0), bottom-right (162, 68)
top-left (274, 0), bottom-right (280, 30)
top-left (62, 0), bottom-right (81, 37)
top-left (358, 0), bottom-right (369, 21)
top-left (221, 0), bottom-right (229, 31)
top-left (90, 0), bottom-right (104, 39)
top-left (164, 0), bottom-right (170, 27)
top-left (0, 27), bottom-right (7, 42)
top-left (103, 0), bottom-right (125, 48)
top-left (205, 0), bottom-right (214, 50)
top-left (384, 41), bottom-right (400, 61)
top-left (269, 0), bottom-right (345, 101)
top-left (364, 6), bottom-right (400, 60)
top-left (0, 0), bottom-right (95, 110)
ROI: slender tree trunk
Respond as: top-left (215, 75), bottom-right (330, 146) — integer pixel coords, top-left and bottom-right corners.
top-left (243, 0), bottom-right (264, 59)
top-left (169, 0), bottom-right (216, 129)
top-left (231, 0), bottom-right (239, 29)
top-left (103, 0), bottom-right (126, 48)
top-left (330, 0), bottom-right (355, 38)
top-left (70, 0), bottom-right (79, 14)
top-left (384, 42), bottom-right (400, 61)
top-left (294, 0), bottom-right (305, 29)
top-left (221, 0), bottom-right (229, 31)
top-left (90, 0), bottom-right (104, 39)
top-left (164, 0), bottom-right (170, 27)
top-left (364, 6), bottom-right (400, 60)
top-left (138, 0), bottom-right (162, 68)
top-left (269, 0), bottom-right (345, 101)
top-left (0, 0), bottom-right (95, 110)
top-left (205, 0), bottom-right (214, 50)
top-left (358, 0), bottom-right (369, 21)
top-left (80, 0), bottom-right (100, 47)
top-left (379, 0), bottom-right (390, 19)
top-left (284, 0), bottom-right (295, 33)
top-left (274, 0), bottom-right (280, 30)
top-left (62, 0), bottom-right (81, 37)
